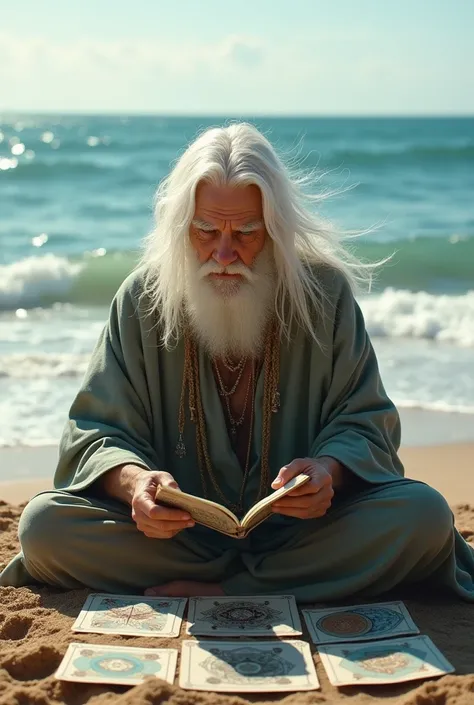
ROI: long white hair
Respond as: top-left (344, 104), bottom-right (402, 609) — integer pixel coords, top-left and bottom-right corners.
top-left (138, 122), bottom-right (372, 348)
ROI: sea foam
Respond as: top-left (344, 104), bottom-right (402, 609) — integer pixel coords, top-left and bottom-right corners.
top-left (1, 255), bottom-right (474, 347)
top-left (360, 288), bottom-right (474, 348)
top-left (0, 353), bottom-right (89, 379)
top-left (0, 255), bottom-right (83, 310)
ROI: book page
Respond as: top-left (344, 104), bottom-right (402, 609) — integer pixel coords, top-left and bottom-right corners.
top-left (155, 486), bottom-right (241, 536)
top-left (241, 474), bottom-right (310, 532)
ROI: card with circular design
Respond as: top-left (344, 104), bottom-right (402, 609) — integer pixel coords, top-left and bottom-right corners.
top-left (55, 643), bottom-right (178, 686)
top-left (302, 601), bottom-right (419, 645)
top-left (318, 635), bottom-right (454, 686)
top-left (186, 595), bottom-right (302, 636)
top-left (180, 639), bottom-right (320, 692)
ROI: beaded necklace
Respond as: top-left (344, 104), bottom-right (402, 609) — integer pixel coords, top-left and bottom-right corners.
top-left (175, 320), bottom-right (280, 513)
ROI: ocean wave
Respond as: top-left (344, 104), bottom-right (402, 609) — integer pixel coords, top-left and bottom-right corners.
top-left (1, 247), bottom-right (474, 347)
top-left (5, 159), bottom-right (117, 180)
top-left (395, 399), bottom-right (474, 415)
top-left (360, 289), bottom-right (474, 347)
top-left (330, 143), bottom-right (474, 165)
top-left (0, 255), bottom-right (84, 309)
top-left (359, 235), bottom-right (474, 291)
top-left (4, 132), bottom-right (473, 178)
top-left (0, 353), bottom-right (89, 379)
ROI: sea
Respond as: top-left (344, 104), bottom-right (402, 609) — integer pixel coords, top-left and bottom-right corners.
top-left (1, 115), bottom-right (473, 448)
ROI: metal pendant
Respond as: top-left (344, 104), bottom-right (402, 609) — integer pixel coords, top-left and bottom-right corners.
top-left (175, 434), bottom-right (186, 457)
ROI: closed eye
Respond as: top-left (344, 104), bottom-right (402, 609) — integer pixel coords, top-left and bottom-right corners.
top-left (196, 228), bottom-right (219, 241)
top-left (235, 230), bottom-right (259, 241)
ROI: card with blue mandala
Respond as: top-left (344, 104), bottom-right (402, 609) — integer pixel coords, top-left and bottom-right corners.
top-left (72, 593), bottom-right (187, 637)
top-left (180, 640), bottom-right (320, 692)
top-left (186, 595), bottom-right (302, 636)
top-left (318, 635), bottom-right (454, 686)
top-left (55, 643), bottom-right (178, 686)
top-left (302, 601), bottom-right (419, 645)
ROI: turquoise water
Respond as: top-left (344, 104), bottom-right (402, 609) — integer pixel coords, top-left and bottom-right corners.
top-left (1, 115), bottom-right (474, 295)
top-left (0, 115), bottom-right (473, 446)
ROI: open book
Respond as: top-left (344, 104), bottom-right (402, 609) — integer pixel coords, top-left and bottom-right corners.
top-left (155, 474), bottom-right (310, 538)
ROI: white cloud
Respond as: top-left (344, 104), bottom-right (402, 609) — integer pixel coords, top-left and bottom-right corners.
top-left (0, 33), bottom-right (265, 76)
top-left (0, 30), bottom-right (472, 114)
top-left (219, 36), bottom-right (265, 68)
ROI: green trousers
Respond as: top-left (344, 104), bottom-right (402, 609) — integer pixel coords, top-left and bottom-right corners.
top-left (2, 479), bottom-right (473, 602)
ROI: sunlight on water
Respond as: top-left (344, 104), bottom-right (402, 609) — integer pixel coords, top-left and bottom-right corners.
top-left (40, 131), bottom-right (54, 143)
top-left (11, 143), bottom-right (25, 156)
top-left (0, 115), bottom-right (473, 445)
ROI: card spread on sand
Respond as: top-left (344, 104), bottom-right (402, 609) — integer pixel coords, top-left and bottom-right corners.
top-left (179, 640), bottom-right (320, 692)
top-left (186, 595), bottom-right (302, 636)
top-left (318, 635), bottom-right (454, 686)
top-left (303, 601), bottom-right (419, 644)
top-left (72, 594), bottom-right (187, 637)
top-left (55, 643), bottom-right (178, 686)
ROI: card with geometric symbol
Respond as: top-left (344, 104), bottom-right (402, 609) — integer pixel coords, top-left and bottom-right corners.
top-left (179, 640), bottom-right (320, 692)
top-left (302, 601), bottom-right (419, 645)
top-left (318, 635), bottom-right (454, 686)
top-left (72, 593), bottom-right (187, 637)
top-left (186, 595), bottom-right (302, 636)
top-left (55, 643), bottom-right (178, 686)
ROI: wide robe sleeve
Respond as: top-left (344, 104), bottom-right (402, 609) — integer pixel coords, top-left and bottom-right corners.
top-left (310, 274), bottom-right (405, 484)
top-left (54, 273), bottom-right (159, 492)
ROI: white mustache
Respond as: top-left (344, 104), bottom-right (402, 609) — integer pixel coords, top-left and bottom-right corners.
top-left (198, 260), bottom-right (255, 282)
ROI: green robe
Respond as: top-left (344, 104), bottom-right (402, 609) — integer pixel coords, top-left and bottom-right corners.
top-left (2, 266), bottom-right (473, 601)
top-left (56, 266), bottom-right (404, 502)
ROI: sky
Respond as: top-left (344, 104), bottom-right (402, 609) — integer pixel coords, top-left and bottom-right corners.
top-left (1, 0), bottom-right (473, 115)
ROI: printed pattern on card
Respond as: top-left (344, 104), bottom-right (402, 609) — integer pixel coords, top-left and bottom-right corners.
top-left (72, 593), bottom-right (187, 637)
top-left (187, 595), bottom-right (302, 636)
top-left (303, 601), bottom-right (419, 644)
top-left (318, 635), bottom-right (455, 686)
top-left (180, 640), bottom-right (320, 692)
top-left (55, 643), bottom-right (178, 686)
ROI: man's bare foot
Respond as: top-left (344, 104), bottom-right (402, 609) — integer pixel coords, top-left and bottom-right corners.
top-left (144, 580), bottom-right (225, 598)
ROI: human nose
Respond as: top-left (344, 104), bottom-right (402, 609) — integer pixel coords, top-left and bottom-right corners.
top-left (212, 232), bottom-right (237, 267)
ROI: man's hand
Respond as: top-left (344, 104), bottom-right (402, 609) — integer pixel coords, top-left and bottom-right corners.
top-left (270, 457), bottom-right (339, 519)
top-left (132, 470), bottom-right (195, 539)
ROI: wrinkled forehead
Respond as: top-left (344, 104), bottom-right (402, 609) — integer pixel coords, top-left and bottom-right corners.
top-left (194, 182), bottom-right (263, 223)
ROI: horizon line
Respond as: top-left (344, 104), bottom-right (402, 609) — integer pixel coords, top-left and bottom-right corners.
top-left (1, 110), bottom-right (473, 120)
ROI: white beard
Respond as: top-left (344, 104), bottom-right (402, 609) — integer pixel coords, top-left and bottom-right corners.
top-left (184, 244), bottom-right (276, 358)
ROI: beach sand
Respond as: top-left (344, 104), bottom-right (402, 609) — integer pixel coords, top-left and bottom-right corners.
top-left (0, 443), bottom-right (473, 705)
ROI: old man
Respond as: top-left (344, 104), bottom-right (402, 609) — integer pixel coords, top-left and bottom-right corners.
top-left (2, 123), bottom-right (473, 601)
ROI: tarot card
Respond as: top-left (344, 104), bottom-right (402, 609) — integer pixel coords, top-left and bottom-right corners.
top-left (180, 640), bottom-right (320, 692)
top-left (318, 635), bottom-right (454, 686)
top-left (186, 595), bottom-right (302, 636)
top-left (302, 601), bottom-right (419, 644)
top-left (55, 642), bottom-right (178, 686)
top-left (72, 593), bottom-right (187, 637)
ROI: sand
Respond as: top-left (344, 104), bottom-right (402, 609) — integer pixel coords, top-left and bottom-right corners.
top-left (0, 444), bottom-right (473, 705)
